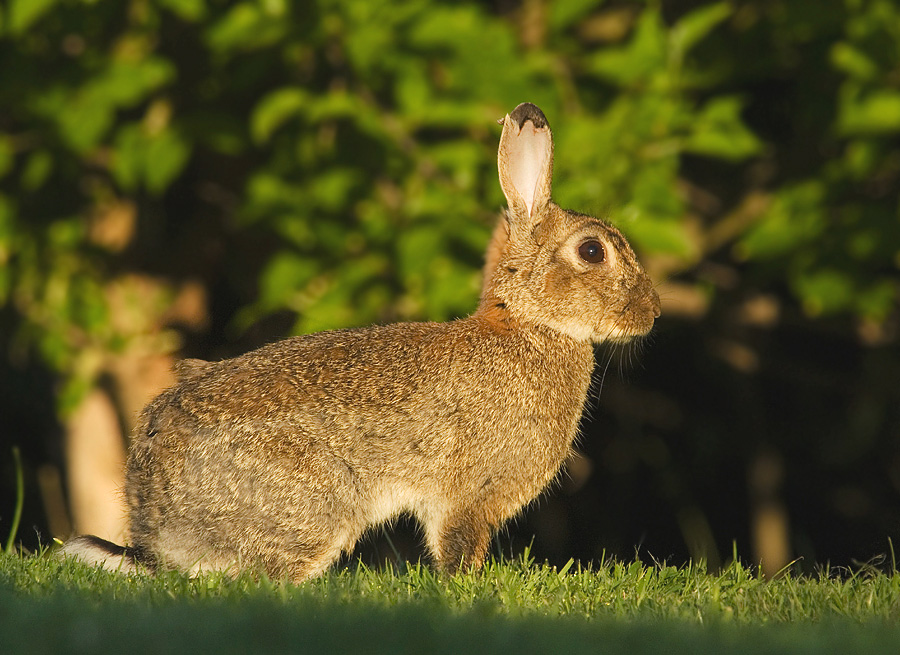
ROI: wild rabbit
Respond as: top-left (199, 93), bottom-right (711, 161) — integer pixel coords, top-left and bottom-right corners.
top-left (61, 103), bottom-right (660, 581)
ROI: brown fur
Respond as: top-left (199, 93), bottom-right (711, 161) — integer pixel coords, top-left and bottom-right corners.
top-left (60, 103), bottom-right (660, 582)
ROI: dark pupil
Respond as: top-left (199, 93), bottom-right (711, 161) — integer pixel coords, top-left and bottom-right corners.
top-left (578, 240), bottom-right (604, 263)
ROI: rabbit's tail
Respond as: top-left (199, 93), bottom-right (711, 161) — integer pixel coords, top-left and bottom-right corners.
top-left (58, 535), bottom-right (148, 574)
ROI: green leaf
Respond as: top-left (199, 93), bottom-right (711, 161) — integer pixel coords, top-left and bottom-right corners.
top-left (830, 42), bottom-right (878, 81)
top-left (394, 62), bottom-right (432, 117)
top-left (46, 217), bottom-right (85, 249)
top-left (684, 96), bottom-right (761, 161)
top-left (588, 9), bottom-right (667, 86)
top-left (306, 90), bottom-right (364, 123)
top-left (397, 226), bottom-right (442, 282)
top-left (20, 150), bottom-right (53, 191)
top-left (838, 89), bottom-right (900, 136)
top-left (549, 0), bottom-right (604, 32)
top-left (342, 11), bottom-right (396, 75)
top-left (614, 208), bottom-right (695, 259)
top-left (206, 3), bottom-right (262, 51)
top-left (144, 129), bottom-right (191, 194)
top-left (631, 161), bottom-right (683, 219)
top-left (7, 0), bottom-right (57, 34)
top-left (308, 169), bottom-right (360, 213)
top-left (74, 58), bottom-right (176, 112)
top-left (251, 88), bottom-right (309, 144)
top-left (738, 182), bottom-right (825, 260)
top-left (112, 125), bottom-right (190, 195)
top-left (423, 260), bottom-right (480, 320)
top-left (854, 279), bottom-right (897, 322)
top-left (842, 140), bottom-right (879, 180)
top-left (669, 2), bottom-right (731, 58)
top-left (54, 97), bottom-right (115, 153)
top-left (257, 252), bottom-right (319, 311)
top-left (157, 0), bottom-right (207, 22)
top-left (792, 269), bottom-right (855, 317)
top-left (111, 125), bottom-right (145, 191)
top-left (48, 58), bottom-right (175, 152)
top-left (206, 2), bottom-right (288, 53)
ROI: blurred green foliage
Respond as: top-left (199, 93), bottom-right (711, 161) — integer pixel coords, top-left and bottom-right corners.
top-left (735, 0), bottom-right (900, 320)
top-left (0, 0), bottom-right (897, 409)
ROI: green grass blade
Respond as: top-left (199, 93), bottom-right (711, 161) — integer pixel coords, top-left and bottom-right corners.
top-left (4, 447), bottom-right (24, 554)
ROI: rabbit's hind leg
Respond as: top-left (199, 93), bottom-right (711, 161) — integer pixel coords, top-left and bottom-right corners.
top-left (254, 532), bottom-right (350, 584)
top-left (233, 446), bottom-right (368, 583)
top-left (424, 504), bottom-right (495, 575)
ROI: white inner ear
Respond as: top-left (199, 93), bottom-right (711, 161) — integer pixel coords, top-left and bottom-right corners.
top-left (508, 120), bottom-right (550, 217)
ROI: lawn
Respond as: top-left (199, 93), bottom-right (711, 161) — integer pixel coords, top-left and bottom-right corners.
top-left (2, 547), bottom-right (900, 654)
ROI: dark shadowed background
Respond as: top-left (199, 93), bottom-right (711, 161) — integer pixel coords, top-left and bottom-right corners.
top-left (1, 0), bottom-right (898, 577)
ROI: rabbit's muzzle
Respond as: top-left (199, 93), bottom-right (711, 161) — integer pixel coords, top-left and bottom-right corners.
top-left (606, 285), bottom-right (660, 342)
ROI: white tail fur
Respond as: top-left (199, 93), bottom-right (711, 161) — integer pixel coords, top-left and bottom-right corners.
top-left (58, 535), bottom-right (138, 573)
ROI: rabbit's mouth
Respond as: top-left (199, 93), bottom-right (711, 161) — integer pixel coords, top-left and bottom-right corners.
top-left (538, 301), bottom-right (658, 344)
top-left (598, 300), bottom-right (659, 343)
top-left (597, 323), bottom-right (651, 344)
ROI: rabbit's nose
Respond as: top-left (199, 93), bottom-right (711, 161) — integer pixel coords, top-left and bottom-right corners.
top-left (650, 289), bottom-right (661, 318)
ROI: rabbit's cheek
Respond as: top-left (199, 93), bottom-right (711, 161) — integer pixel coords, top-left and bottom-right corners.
top-left (542, 265), bottom-right (577, 300)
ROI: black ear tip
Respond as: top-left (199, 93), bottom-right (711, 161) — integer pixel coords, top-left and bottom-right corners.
top-left (510, 103), bottom-right (549, 130)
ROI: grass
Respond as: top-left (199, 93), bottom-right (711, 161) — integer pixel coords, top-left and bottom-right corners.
top-left (3, 548), bottom-right (900, 654)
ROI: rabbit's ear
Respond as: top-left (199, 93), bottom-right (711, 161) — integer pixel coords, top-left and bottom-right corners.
top-left (498, 103), bottom-right (553, 222)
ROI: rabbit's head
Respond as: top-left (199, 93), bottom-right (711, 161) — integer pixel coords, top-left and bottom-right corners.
top-left (483, 103), bottom-right (660, 343)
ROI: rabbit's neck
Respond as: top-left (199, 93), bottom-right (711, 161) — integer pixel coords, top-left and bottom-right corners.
top-left (473, 293), bottom-right (593, 352)
top-left (467, 307), bottom-right (597, 413)
top-left (474, 292), bottom-right (516, 332)
top-left (461, 313), bottom-right (596, 490)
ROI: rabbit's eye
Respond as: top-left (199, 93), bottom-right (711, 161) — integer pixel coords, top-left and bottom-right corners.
top-left (578, 240), bottom-right (605, 264)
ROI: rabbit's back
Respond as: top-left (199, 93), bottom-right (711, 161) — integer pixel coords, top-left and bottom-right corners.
top-left (134, 319), bottom-right (591, 460)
